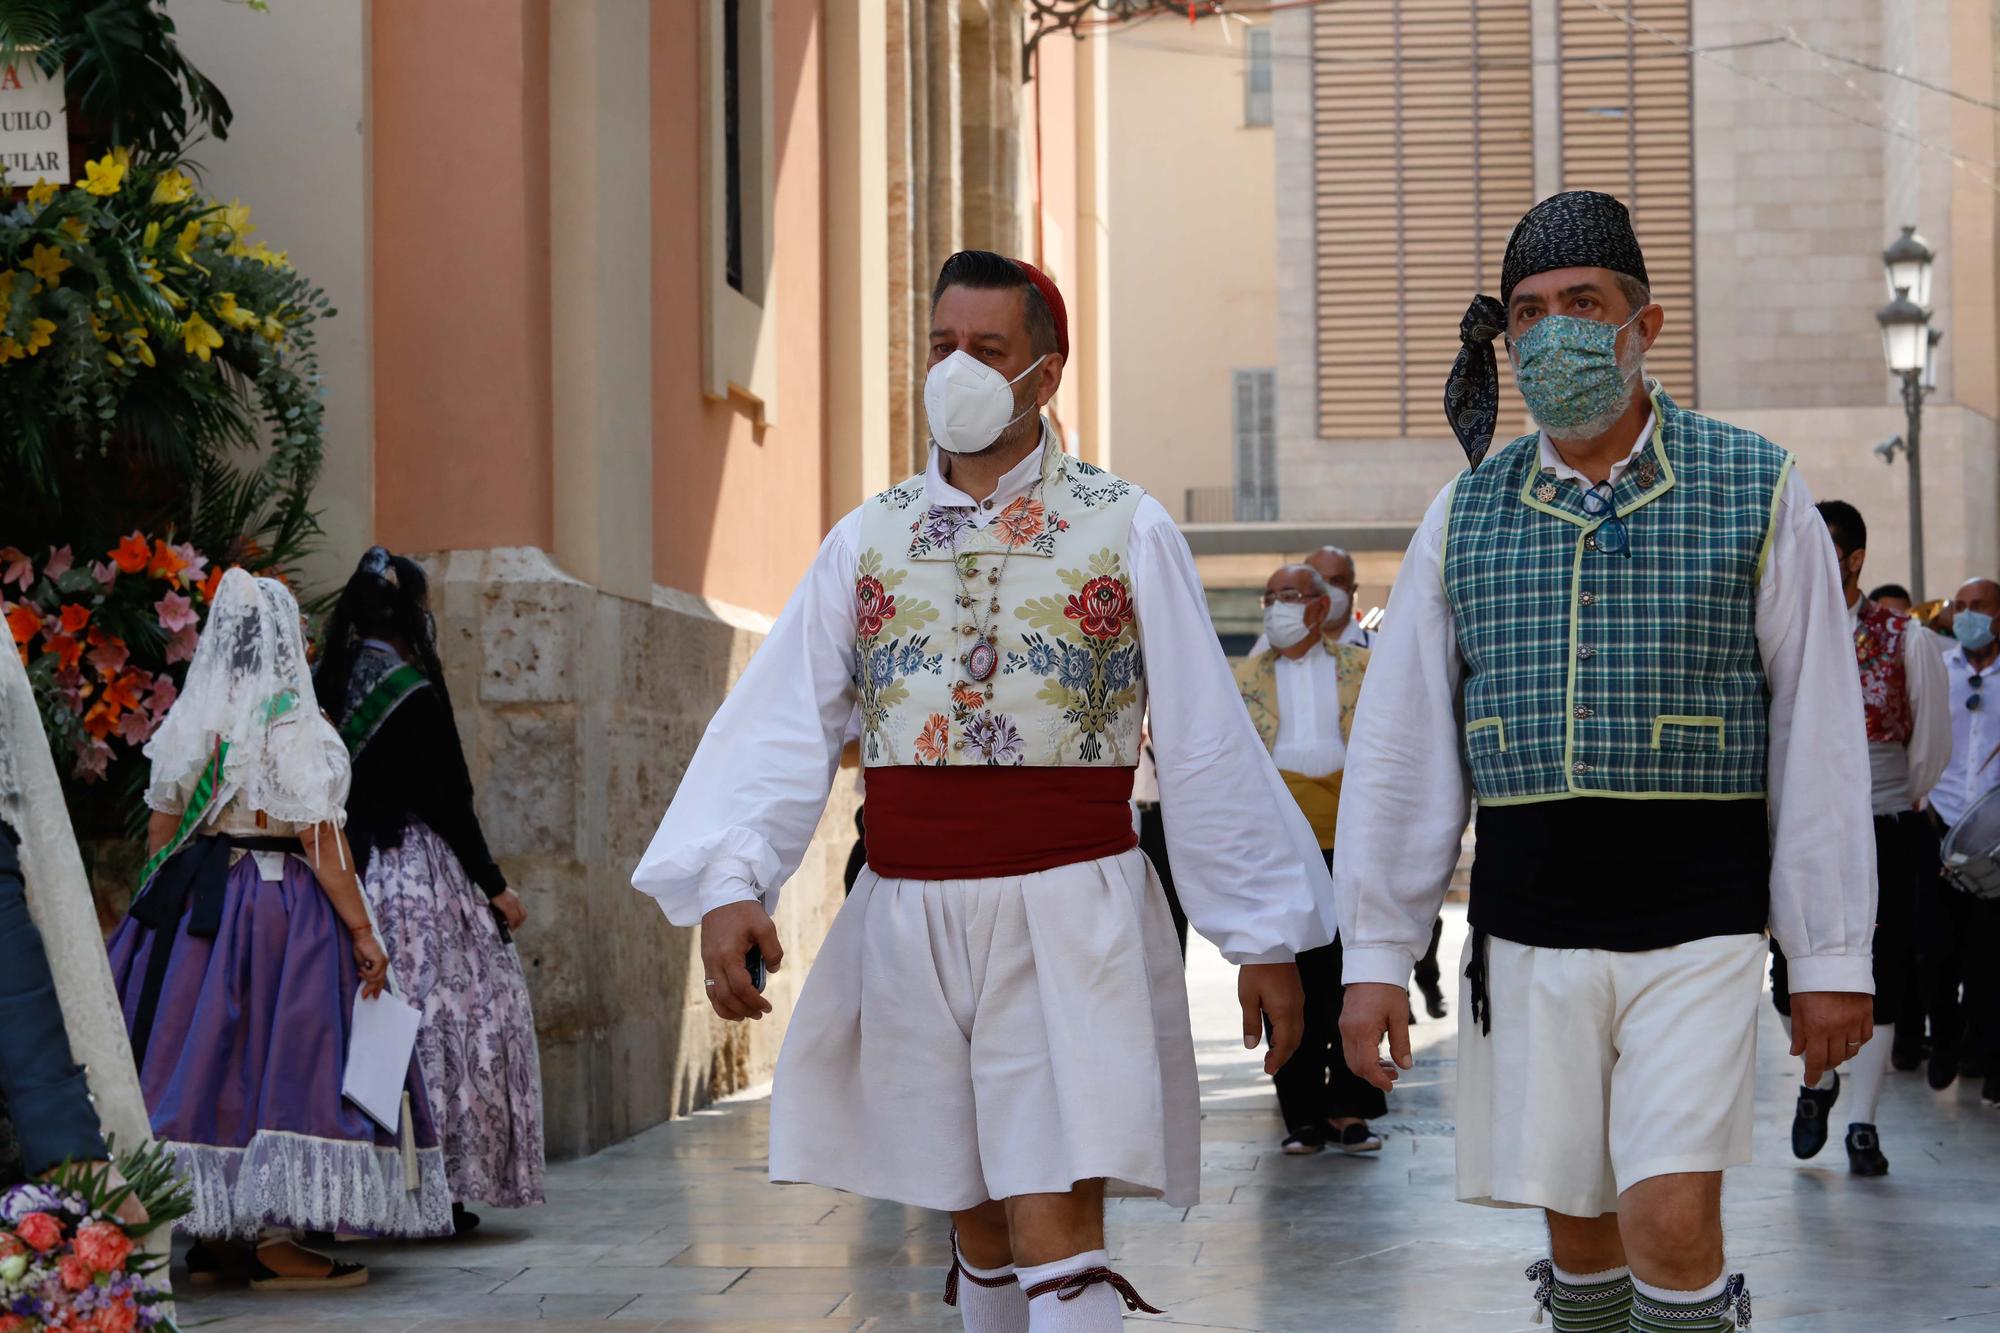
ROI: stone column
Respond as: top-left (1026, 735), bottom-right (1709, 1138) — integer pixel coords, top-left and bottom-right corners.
top-left (548, 0), bottom-right (654, 602)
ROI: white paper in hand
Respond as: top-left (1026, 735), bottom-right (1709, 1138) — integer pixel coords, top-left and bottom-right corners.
top-left (343, 986), bottom-right (421, 1134)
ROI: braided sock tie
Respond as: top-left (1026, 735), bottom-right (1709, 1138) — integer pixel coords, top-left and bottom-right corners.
top-left (943, 1231), bottom-right (1018, 1307)
top-left (1631, 1273), bottom-right (1751, 1330)
top-left (1526, 1259), bottom-right (1633, 1330)
top-left (1021, 1266), bottom-right (1165, 1314)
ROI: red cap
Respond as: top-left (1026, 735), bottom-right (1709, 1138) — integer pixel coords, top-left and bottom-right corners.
top-left (1010, 258), bottom-right (1069, 361)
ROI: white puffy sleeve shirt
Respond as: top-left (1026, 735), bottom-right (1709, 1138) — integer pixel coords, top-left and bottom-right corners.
top-left (1332, 458), bottom-right (1878, 997)
top-left (631, 449), bottom-right (1335, 965)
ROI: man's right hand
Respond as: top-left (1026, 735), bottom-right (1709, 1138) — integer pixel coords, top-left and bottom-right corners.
top-left (1338, 981), bottom-right (1413, 1092)
top-left (699, 900), bottom-right (783, 1022)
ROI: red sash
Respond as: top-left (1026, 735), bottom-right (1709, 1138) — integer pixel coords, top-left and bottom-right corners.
top-left (862, 765), bottom-right (1140, 880)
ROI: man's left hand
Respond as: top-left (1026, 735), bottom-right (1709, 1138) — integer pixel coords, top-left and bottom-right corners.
top-left (1240, 962), bottom-right (1305, 1076)
top-left (1791, 990), bottom-right (1874, 1087)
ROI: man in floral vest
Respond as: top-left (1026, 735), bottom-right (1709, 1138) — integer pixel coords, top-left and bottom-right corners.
top-left (1332, 192), bottom-right (1876, 1332)
top-left (634, 251), bottom-right (1331, 1333)
top-left (1770, 500), bottom-right (1946, 1177)
top-left (1234, 563), bottom-right (1383, 1157)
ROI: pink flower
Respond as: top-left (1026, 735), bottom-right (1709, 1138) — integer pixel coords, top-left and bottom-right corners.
top-left (155, 591), bottom-right (197, 635)
top-left (43, 545), bottom-right (73, 582)
top-left (72, 1220), bottom-right (132, 1275)
top-left (147, 677), bottom-right (177, 717)
top-left (116, 709), bottom-right (158, 745)
top-left (172, 541), bottom-right (208, 585)
top-left (15, 1212), bottom-right (60, 1253)
top-left (57, 1252), bottom-right (91, 1291)
top-left (88, 560), bottom-right (117, 589)
top-left (86, 636), bottom-right (128, 678)
top-left (164, 624), bottom-right (198, 664)
top-left (72, 739), bottom-right (112, 782)
top-left (0, 549), bottom-right (30, 591)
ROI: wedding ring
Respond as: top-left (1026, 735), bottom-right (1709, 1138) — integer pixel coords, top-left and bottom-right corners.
top-left (704, 979), bottom-right (717, 988)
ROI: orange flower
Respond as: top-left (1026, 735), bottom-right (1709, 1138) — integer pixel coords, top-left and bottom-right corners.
top-left (5, 604), bottom-right (39, 645)
top-left (994, 497), bottom-right (1047, 546)
top-left (45, 633), bottom-right (83, 672)
top-left (100, 669), bottom-right (147, 714)
top-left (110, 532), bottom-right (151, 575)
top-left (83, 699), bottom-right (120, 739)
top-left (913, 713), bottom-right (951, 764)
top-left (148, 538), bottom-right (189, 583)
top-left (198, 564), bottom-right (224, 603)
top-left (951, 684), bottom-right (988, 711)
top-left (57, 603), bottom-right (89, 635)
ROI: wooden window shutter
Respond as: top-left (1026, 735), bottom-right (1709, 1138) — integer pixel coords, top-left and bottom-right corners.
top-left (1557, 0), bottom-right (1696, 402)
top-left (1312, 0), bottom-right (1535, 442)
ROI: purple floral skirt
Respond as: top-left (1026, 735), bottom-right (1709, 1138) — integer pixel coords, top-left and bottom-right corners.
top-left (365, 822), bottom-right (545, 1208)
top-left (106, 849), bottom-right (453, 1240)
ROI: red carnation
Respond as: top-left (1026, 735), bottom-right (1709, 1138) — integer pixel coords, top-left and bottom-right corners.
top-left (855, 574), bottom-right (897, 639)
top-left (15, 1211), bottom-right (62, 1252)
top-left (92, 1303), bottom-right (137, 1333)
top-left (1064, 575), bottom-right (1133, 641)
top-left (73, 1220), bottom-right (132, 1275)
top-left (58, 1253), bottom-right (92, 1292)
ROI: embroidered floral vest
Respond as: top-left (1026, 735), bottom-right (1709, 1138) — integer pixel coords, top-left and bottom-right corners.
top-left (853, 445), bottom-right (1148, 767)
top-left (1856, 600), bottom-right (1914, 744)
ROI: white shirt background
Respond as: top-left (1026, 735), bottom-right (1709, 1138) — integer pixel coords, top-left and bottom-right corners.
top-left (1929, 643), bottom-right (2000, 827)
top-left (1270, 649), bottom-right (1346, 779)
top-left (1332, 421), bottom-right (1879, 997)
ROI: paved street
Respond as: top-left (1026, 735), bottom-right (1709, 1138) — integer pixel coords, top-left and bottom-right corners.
top-left (180, 905), bottom-right (2000, 1331)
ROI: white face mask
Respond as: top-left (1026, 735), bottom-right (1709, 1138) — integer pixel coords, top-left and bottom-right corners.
top-left (1263, 601), bottom-right (1314, 651)
top-left (1324, 587), bottom-right (1352, 627)
top-left (924, 349), bottom-right (1047, 455)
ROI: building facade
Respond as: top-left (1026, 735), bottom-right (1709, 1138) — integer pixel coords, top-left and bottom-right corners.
top-left (1273, 0), bottom-right (2000, 597)
top-left (166, 0), bottom-right (1116, 1159)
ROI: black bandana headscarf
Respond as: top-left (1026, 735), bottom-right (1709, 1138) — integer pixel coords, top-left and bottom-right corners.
top-left (1445, 190), bottom-right (1650, 467)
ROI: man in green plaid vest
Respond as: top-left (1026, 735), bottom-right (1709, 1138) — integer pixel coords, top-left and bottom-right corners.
top-left (1330, 192), bottom-right (1877, 1332)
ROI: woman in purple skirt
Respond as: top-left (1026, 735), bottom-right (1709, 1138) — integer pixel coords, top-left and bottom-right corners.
top-left (313, 550), bottom-right (545, 1233)
top-left (107, 570), bottom-right (452, 1290)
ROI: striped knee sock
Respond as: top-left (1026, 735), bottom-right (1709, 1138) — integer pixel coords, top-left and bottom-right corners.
top-left (1630, 1272), bottom-right (1751, 1330)
top-left (1528, 1260), bottom-right (1632, 1330)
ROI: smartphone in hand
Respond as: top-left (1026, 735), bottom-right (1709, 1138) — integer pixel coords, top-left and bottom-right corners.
top-left (746, 945), bottom-right (767, 994)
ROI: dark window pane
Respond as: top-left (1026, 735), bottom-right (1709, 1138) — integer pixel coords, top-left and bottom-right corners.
top-left (723, 0), bottom-right (744, 295)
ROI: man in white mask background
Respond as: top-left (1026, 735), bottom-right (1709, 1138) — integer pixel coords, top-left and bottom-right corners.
top-left (634, 250), bottom-right (1331, 1333)
top-left (1234, 564), bottom-right (1384, 1155)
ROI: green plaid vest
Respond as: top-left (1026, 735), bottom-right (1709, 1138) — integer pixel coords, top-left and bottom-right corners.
top-left (1442, 386), bottom-right (1793, 804)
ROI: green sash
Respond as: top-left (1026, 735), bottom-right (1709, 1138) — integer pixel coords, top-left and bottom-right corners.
top-left (338, 664), bottom-right (428, 758)
top-left (135, 739), bottom-right (229, 899)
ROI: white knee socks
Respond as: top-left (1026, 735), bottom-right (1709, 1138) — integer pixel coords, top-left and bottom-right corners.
top-left (1016, 1250), bottom-right (1123, 1333)
top-left (1845, 1024), bottom-right (1893, 1126)
top-left (953, 1252), bottom-right (1028, 1333)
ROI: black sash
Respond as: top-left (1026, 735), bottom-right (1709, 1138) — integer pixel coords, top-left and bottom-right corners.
top-left (127, 834), bottom-right (298, 1069)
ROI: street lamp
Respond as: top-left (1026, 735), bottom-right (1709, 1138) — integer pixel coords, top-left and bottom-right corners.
top-left (1876, 226), bottom-right (1936, 601)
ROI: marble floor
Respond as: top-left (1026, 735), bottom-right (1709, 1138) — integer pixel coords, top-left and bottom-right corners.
top-left (179, 905), bottom-right (2000, 1331)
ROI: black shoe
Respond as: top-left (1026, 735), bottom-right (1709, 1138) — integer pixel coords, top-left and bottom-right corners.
top-left (1983, 1073), bottom-right (2000, 1108)
top-left (1280, 1128), bottom-right (1324, 1156)
top-left (1845, 1123), bottom-right (1888, 1176)
top-left (1929, 1046), bottom-right (1961, 1091)
top-left (1891, 1036), bottom-right (1927, 1072)
top-left (1335, 1121), bottom-right (1383, 1155)
top-left (1419, 978), bottom-right (1448, 1020)
top-left (1791, 1074), bottom-right (1839, 1159)
top-left (452, 1202), bottom-right (483, 1235)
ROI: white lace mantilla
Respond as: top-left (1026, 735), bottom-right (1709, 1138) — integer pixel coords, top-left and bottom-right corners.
top-left (164, 1130), bottom-right (452, 1240)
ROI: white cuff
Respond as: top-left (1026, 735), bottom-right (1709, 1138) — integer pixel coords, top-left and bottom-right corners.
top-left (1783, 954), bottom-right (1876, 996)
top-left (1339, 945), bottom-right (1417, 988)
top-left (1227, 947), bottom-right (1297, 966)
top-left (696, 874), bottom-right (765, 922)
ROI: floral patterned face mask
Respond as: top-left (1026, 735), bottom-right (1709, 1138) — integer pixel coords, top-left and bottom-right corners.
top-left (1507, 308), bottom-right (1644, 435)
